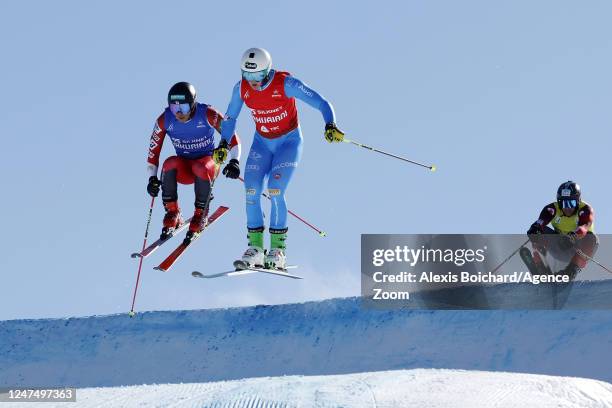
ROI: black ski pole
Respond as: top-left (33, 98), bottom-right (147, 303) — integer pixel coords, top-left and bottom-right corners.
top-left (490, 238), bottom-right (530, 274)
top-left (576, 249), bottom-right (612, 275)
top-left (343, 138), bottom-right (436, 172)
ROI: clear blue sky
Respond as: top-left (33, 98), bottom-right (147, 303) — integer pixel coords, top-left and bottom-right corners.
top-left (1, 0), bottom-right (610, 320)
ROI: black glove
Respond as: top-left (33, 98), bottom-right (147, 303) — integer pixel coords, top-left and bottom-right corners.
top-left (222, 158), bottom-right (240, 179)
top-left (147, 176), bottom-right (161, 197)
top-left (558, 233), bottom-right (576, 251)
top-left (527, 223), bottom-right (542, 235)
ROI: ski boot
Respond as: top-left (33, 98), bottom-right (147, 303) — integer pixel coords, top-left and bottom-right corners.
top-left (560, 263), bottom-right (581, 281)
top-left (265, 228), bottom-right (287, 271)
top-left (234, 228), bottom-right (265, 270)
top-left (265, 248), bottom-right (287, 271)
top-left (161, 201), bottom-right (183, 240)
top-left (531, 250), bottom-right (552, 274)
top-left (183, 207), bottom-right (208, 245)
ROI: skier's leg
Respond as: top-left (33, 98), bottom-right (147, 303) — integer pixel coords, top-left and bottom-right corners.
top-left (161, 156), bottom-right (180, 203)
top-left (245, 135), bottom-right (273, 231)
top-left (238, 135), bottom-right (273, 268)
top-left (187, 156), bottom-right (218, 234)
top-left (565, 232), bottom-right (599, 278)
top-left (159, 156), bottom-right (190, 238)
top-left (530, 226), bottom-right (556, 256)
top-left (267, 128), bottom-right (303, 232)
top-left (265, 128), bottom-right (303, 269)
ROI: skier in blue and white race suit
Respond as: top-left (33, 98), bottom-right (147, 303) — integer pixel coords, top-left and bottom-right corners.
top-left (215, 47), bottom-right (345, 270)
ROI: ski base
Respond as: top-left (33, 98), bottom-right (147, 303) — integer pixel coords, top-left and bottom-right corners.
top-left (153, 206), bottom-right (229, 272)
top-left (192, 265), bottom-right (301, 280)
top-left (131, 217), bottom-right (193, 259)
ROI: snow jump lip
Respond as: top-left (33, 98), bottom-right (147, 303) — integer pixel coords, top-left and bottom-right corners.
top-left (2, 280), bottom-right (612, 389)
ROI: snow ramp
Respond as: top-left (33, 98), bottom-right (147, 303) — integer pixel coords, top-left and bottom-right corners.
top-left (1, 280), bottom-right (612, 388)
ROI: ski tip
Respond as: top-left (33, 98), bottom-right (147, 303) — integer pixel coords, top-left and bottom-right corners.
top-left (153, 266), bottom-right (167, 272)
top-left (192, 271), bottom-right (204, 278)
top-left (130, 253), bottom-right (143, 259)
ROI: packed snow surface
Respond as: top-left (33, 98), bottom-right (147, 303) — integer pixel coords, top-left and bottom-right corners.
top-left (7, 369), bottom-right (612, 408)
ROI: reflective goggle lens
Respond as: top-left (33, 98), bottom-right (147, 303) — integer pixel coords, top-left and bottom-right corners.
top-left (169, 103), bottom-right (192, 115)
top-left (242, 69), bottom-right (268, 82)
top-left (561, 199), bottom-right (578, 209)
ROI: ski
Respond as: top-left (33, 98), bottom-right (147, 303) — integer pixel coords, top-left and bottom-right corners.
top-left (153, 206), bottom-right (230, 272)
top-left (192, 265), bottom-right (301, 280)
top-left (519, 247), bottom-right (552, 276)
top-left (131, 217), bottom-right (193, 259)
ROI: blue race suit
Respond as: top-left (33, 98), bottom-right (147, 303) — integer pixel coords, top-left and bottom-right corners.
top-left (221, 70), bottom-right (335, 230)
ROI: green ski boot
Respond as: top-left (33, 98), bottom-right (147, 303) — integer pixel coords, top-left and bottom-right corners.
top-left (234, 227), bottom-right (265, 270)
top-left (266, 228), bottom-right (287, 270)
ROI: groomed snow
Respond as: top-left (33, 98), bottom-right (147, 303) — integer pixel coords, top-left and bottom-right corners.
top-left (10, 369), bottom-right (612, 408)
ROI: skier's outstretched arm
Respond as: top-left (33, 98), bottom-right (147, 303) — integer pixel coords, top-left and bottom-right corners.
top-left (285, 75), bottom-right (344, 143)
top-left (207, 106), bottom-right (241, 161)
top-left (147, 113), bottom-right (167, 178)
top-left (221, 81), bottom-right (244, 144)
top-left (284, 76), bottom-right (335, 124)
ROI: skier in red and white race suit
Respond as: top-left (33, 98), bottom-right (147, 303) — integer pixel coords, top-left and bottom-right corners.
top-left (526, 180), bottom-right (598, 279)
top-left (146, 82), bottom-right (241, 241)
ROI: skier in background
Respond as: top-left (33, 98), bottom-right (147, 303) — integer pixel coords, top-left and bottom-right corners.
top-left (526, 181), bottom-right (598, 280)
top-left (216, 47), bottom-right (344, 270)
top-left (146, 82), bottom-right (241, 242)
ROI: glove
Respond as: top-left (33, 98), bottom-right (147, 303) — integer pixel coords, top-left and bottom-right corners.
top-left (527, 223), bottom-right (542, 235)
top-left (324, 122), bottom-right (345, 143)
top-left (222, 158), bottom-right (240, 179)
top-left (558, 233), bottom-right (577, 251)
top-left (147, 176), bottom-right (161, 197)
top-left (213, 140), bottom-right (229, 164)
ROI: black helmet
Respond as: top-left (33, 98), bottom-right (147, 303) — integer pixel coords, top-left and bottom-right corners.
top-left (167, 82), bottom-right (196, 108)
top-left (556, 181), bottom-right (581, 210)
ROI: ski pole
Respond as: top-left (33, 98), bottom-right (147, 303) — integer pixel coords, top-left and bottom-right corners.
top-left (490, 238), bottom-right (530, 274)
top-left (238, 176), bottom-right (327, 237)
top-left (129, 196), bottom-right (155, 317)
top-left (201, 169), bottom-right (219, 230)
top-left (343, 138), bottom-right (436, 172)
top-left (576, 249), bottom-right (612, 275)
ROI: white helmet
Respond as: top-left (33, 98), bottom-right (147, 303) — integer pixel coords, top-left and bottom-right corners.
top-left (241, 47), bottom-right (272, 73)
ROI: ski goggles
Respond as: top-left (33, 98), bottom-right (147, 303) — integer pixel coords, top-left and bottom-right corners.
top-left (169, 102), bottom-right (192, 115)
top-left (560, 199), bottom-right (578, 209)
top-left (242, 69), bottom-right (269, 82)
